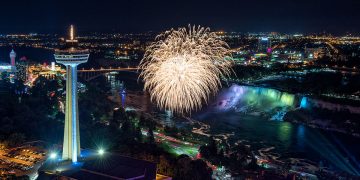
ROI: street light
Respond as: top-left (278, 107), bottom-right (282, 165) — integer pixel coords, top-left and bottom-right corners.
top-left (98, 149), bottom-right (105, 155)
top-left (50, 152), bottom-right (57, 159)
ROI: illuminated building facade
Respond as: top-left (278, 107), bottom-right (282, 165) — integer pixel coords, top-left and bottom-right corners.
top-left (10, 49), bottom-right (16, 67)
top-left (0, 64), bottom-right (12, 73)
top-left (0, 50), bottom-right (17, 82)
top-left (54, 25), bottom-right (89, 163)
top-left (16, 57), bottom-right (28, 82)
top-left (304, 47), bottom-right (326, 60)
top-left (258, 37), bottom-right (272, 54)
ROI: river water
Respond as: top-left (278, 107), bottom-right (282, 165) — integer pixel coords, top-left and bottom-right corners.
top-left (197, 84), bottom-right (360, 176)
top-left (108, 72), bottom-right (360, 176)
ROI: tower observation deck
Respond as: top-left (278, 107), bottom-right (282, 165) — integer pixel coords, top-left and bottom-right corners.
top-left (54, 25), bottom-right (89, 163)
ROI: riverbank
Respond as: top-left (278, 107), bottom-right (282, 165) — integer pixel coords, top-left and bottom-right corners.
top-left (284, 108), bottom-right (360, 138)
top-left (229, 78), bottom-right (360, 138)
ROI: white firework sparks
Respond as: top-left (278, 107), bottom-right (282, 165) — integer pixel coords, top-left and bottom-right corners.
top-left (140, 25), bottom-right (233, 114)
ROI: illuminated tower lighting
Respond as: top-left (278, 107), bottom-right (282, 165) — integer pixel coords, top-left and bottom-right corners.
top-left (70, 25), bottom-right (74, 41)
top-left (10, 49), bottom-right (16, 66)
top-left (51, 62), bottom-right (56, 71)
top-left (54, 25), bottom-right (89, 163)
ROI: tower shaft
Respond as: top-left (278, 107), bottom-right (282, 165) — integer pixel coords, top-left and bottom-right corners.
top-left (55, 25), bottom-right (89, 163)
top-left (62, 65), bottom-right (81, 162)
top-left (11, 57), bottom-right (15, 66)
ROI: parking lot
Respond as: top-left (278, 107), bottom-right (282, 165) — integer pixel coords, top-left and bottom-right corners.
top-left (0, 146), bottom-right (47, 178)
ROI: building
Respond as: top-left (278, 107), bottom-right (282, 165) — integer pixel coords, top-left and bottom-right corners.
top-left (0, 50), bottom-right (17, 72)
top-left (271, 50), bottom-right (304, 63)
top-left (304, 44), bottom-right (329, 60)
top-left (258, 37), bottom-right (272, 53)
top-left (0, 63), bottom-right (12, 73)
top-left (38, 150), bottom-right (157, 180)
top-left (54, 25), bottom-right (89, 163)
top-left (15, 56), bottom-right (29, 82)
top-left (0, 49), bottom-right (17, 82)
top-left (10, 49), bottom-right (16, 67)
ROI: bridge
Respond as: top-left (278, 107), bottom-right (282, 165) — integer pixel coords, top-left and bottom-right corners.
top-left (77, 67), bottom-right (139, 81)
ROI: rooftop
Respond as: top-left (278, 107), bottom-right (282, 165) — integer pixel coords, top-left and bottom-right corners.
top-left (38, 149), bottom-right (157, 180)
top-left (54, 48), bottom-right (89, 55)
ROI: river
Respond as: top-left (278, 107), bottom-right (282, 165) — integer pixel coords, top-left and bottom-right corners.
top-left (108, 72), bottom-right (360, 176)
top-left (197, 85), bottom-right (360, 175)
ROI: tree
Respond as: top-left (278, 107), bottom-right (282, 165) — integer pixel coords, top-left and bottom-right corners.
top-left (199, 136), bottom-right (218, 160)
top-left (208, 136), bottom-right (218, 156)
top-left (0, 117), bottom-right (14, 135)
top-left (8, 133), bottom-right (25, 147)
top-left (190, 159), bottom-right (212, 180)
top-left (218, 148), bottom-right (224, 157)
top-left (164, 126), bottom-right (179, 137)
top-left (158, 155), bottom-right (174, 176)
top-left (1, 72), bottom-right (7, 80)
top-left (199, 145), bottom-right (211, 159)
top-left (148, 128), bottom-right (155, 144)
top-left (112, 107), bottom-right (127, 128)
top-left (174, 155), bottom-right (192, 179)
top-left (174, 156), bottom-right (212, 180)
top-left (135, 126), bottom-right (143, 142)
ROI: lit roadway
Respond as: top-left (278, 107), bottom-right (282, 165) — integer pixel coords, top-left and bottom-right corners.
top-left (77, 67), bottom-right (139, 72)
top-left (141, 129), bottom-right (199, 158)
top-left (35, 67), bottom-right (139, 75)
top-left (77, 67), bottom-right (139, 81)
top-left (141, 129), bottom-right (232, 179)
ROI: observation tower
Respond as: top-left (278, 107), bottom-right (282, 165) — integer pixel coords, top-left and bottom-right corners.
top-left (10, 49), bottom-right (16, 66)
top-left (54, 25), bottom-right (89, 163)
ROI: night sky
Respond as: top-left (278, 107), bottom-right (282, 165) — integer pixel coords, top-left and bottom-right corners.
top-left (0, 0), bottom-right (360, 34)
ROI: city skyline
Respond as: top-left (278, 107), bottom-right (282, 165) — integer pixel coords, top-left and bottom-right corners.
top-left (0, 1), bottom-right (360, 178)
top-left (0, 0), bottom-right (360, 34)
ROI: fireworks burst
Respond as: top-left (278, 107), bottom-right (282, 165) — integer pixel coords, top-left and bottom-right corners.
top-left (140, 25), bottom-right (233, 114)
